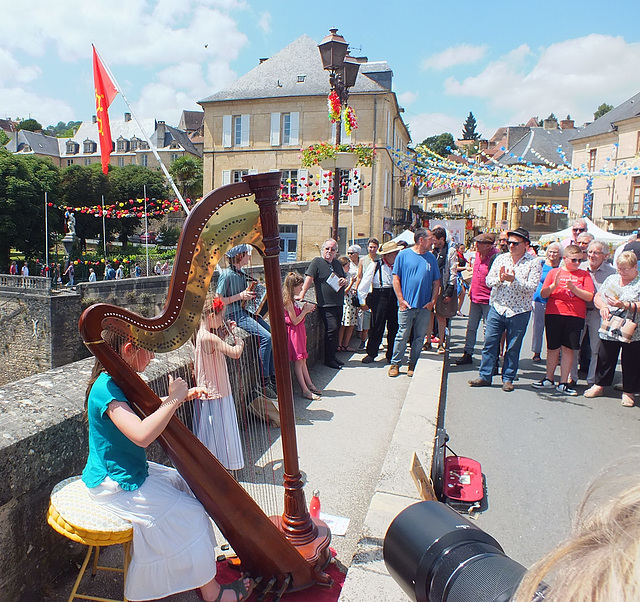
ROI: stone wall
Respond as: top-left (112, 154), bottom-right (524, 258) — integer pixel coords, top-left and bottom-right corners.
top-left (0, 261), bottom-right (326, 600)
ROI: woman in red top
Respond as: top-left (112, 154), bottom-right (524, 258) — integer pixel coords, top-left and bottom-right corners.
top-left (534, 245), bottom-right (595, 396)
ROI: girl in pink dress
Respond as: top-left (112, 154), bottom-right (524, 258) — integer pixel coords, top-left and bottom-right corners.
top-left (283, 272), bottom-right (322, 400)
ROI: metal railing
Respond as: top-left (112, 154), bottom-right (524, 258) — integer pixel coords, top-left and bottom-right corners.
top-left (0, 274), bottom-right (52, 292)
top-left (602, 203), bottom-right (640, 220)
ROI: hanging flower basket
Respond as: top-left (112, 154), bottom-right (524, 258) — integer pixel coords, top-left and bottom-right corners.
top-left (301, 143), bottom-right (375, 168)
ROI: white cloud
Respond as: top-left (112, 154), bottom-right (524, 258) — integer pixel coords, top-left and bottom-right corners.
top-left (398, 91), bottom-right (418, 107)
top-left (258, 11), bottom-right (271, 34)
top-left (404, 112), bottom-right (465, 143)
top-left (444, 35), bottom-right (640, 127)
top-left (0, 49), bottom-right (40, 85)
top-left (0, 87), bottom-right (74, 124)
top-left (422, 44), bottom-right (488, 71)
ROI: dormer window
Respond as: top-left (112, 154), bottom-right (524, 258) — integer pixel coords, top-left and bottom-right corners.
top-left (83, 139), bottom-right (97, 154)
top-left (297, 75), bottom-right (306, 83)
top-left (66, 140), bottom-right (79, 155)
top-left (130, 136), bottom-right (140, 151)
top-left (116, 136), bottom-right (129, 152)
top-left (139, 141), bottom-right (149, 150)
top-left (169, 140), bottom-right (180, 149)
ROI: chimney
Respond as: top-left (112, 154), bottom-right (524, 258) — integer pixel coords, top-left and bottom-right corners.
top-left (560, 117), bottom-right (575, 129)
top-left (259, 58), bottom-right (269, 64)
top-left (543, 117), bottom-right (558, 130)
top-left (479, 139), bottom-right (489, 150)
top-left (92, 115), bottom-right (97, 124)
top-left (156, 120), bottom-right (166, 146)
top-left (124, 112), bottom-right (132, 122)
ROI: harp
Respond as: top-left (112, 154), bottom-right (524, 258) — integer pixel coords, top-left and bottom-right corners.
top-left (78, 172), bottom-right (332, 594)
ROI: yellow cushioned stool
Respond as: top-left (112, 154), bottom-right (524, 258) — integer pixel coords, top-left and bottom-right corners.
top-left (48, 476), bottom-right (133, 602)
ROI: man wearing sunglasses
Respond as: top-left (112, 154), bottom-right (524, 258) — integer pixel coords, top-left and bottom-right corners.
top-left (561, 218), bottom-right (589, 249)
top-left (469, 227), bottom-right (542, 392)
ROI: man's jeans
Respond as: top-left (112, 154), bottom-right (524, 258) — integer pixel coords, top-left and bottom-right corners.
top-left (478, 307), bottom-right (531, 383)
top-left (391, 307), bottom-right (430, 367)
top-left (463, 301), bottom-right (490, 356)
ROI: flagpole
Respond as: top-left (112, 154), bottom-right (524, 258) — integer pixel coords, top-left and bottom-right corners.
top-left (93, 46), bottom-right (190, 215)
top-left (144, 185), bottom-right (150, 276)
top-left (44, 192), bottom-right (49, 272)
top-left (101, 195), bottom-right (107, 260)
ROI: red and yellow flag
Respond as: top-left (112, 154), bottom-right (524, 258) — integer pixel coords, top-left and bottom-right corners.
top-left (92, 45), bottom-right (118, 174)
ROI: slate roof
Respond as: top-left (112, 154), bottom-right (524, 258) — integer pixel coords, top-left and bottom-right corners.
top-left (153, 124), bottom-right (201, 157)
top-left (71, 118), bottom-right (157, 148)
top-left (499, 126), bottom-right (578, 166)
top-left (571, 91), bottom-right (640, 141)
top-left (179, 110), bottom-right (204, 132)
top-left (199, 35), bottom-right (389, 104)
top-left (5, 130), bottom-right (60, 156)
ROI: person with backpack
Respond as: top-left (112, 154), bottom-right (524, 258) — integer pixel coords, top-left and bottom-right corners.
top-left (455, 232), bottom-right (499, 365)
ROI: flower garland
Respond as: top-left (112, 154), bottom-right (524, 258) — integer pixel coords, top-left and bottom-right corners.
top-left (343, 106), bottom-right (357, 136)
top-left (278, 171), bottom-right (370, 204)
top-left (327, 91), bottom-right (341, 122)
top-left (46, 197), bottom-right (197, 219)
top-left (300, 143), bottom-right (374, 168)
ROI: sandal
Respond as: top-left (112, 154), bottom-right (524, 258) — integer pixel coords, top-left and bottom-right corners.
top-left (309, 386), bottom-right (323, 395)
top-left (532, 354), bottom-right (541, 362)
top-left (344, 346), bottom-right (356, 352)
top-left (200, 576), bottom-right (256, 602)
top-left (337, 345), bottom-right (346, 352)
top-left (302, 391), bottom-right (321, 401)
top-left (622, 393), bottom-right (635, 407)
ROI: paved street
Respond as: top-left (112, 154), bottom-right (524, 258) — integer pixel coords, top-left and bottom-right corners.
top-left (444, 304), bottom-right (640, 569)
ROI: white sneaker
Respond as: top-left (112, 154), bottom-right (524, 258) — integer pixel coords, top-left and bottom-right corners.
top-left (556, 383), bottom-right (578, 396)
top-left (532, 378), bottom-right (555, 389)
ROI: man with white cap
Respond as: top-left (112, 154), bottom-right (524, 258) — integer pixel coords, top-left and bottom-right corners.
top-left (358, 240), bottom-right (401, 365)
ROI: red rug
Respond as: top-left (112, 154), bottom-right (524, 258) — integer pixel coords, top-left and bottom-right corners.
top-left (215, 550), bottom-right (346, 601)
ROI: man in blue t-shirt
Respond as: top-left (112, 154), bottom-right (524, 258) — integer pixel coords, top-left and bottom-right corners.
top-left (389, 228), bottom-right (441, 377)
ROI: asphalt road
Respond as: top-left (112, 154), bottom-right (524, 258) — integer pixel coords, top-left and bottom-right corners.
top-left (443, 304), bottom-right (640, 569)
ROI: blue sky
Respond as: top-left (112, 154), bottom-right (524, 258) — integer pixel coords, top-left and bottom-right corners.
top-left (2, 0), bottom-right (640, 144)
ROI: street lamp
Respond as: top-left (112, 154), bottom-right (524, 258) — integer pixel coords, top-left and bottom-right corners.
top-left (318, 28), bottom-right (360, 243)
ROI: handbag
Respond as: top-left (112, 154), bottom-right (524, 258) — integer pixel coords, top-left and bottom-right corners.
top-left (599, 303), bottom-right (637, 343)
top-left (351, 294), bottom-right (361, 308)
top-left (435, 293), bottom-right (458, 318)
top-left (461, 267), bottom-right (473, 285)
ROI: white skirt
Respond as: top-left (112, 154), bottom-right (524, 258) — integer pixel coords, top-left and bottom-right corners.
top-left (193, 395), bottom-right (245, 471)
top-left (87, 462), bottom-right (218, 601)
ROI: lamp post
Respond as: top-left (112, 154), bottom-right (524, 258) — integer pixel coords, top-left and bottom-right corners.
top-left (319, 28), bottom-right (360, 243)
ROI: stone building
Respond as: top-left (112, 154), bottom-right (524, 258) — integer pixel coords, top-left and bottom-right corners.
top-left (462, 116), bottom-right (579, 240)
top-left (568, 91), bottom-right (640, 233)
top-left (6, 114), bottom-right (200, 170)
top-left (198, 34), bottom-right (412, 259)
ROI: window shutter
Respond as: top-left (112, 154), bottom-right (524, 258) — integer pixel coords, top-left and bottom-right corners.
top-left (222, 115), bottom-right (232, 148)
top-left (270, 113), bottom-right (280, 146)
top-left (241, 115), bottom-right (250, 147)
top-left (289, 112), bottom-right (300, 146)
top-left (297, 168), bottom-right (308, 205)
top-left (319, 170), bottom-right (331, 206)
top-left (348, 168), bottom-right (360, 206)
top-left (222, 170), bottom-right (231, 185)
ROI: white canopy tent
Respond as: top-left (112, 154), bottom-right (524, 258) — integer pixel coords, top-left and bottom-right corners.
top-left (537, 217), bottom-right (629, 247)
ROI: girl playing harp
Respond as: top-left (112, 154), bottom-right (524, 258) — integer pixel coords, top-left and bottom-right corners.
top-left (193, 295), bottom-right (245, 471)
top-left (81, 332), bottom-right (255, 601)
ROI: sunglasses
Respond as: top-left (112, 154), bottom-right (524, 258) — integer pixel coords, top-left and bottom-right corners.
top-left (573, 228), bottom-right (586, 233)
top-left (566, 258), bottom-right (582, 263)
top-left (507, 240), bottom-right (521, 246)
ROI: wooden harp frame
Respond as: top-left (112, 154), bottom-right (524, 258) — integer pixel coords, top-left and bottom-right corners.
top-left (79, 172), bottom-right (331, 592)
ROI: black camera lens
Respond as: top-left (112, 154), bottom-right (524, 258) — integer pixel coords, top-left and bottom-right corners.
top-left (384, 501), bottom-right (528, 602)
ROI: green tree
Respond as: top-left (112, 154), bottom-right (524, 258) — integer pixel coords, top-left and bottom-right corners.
top-left (17, 118), bottom-right (43, 132)
top-left (461, 112), bottom-right (480, 140)
top-left (45, 120), bottom-right (83, 138)
top-left (594, 103), bottom-right (613, 120)
top-left (0, 131), bottom-right (9, 146)
top-left (59, 164), bottom-right (111, 246)
top-left (169, 156), bottom-right (203, 199)
top-left (107, 164), bottom-right (167, 245)
top-left (0, 149), bottom-right (60, 269)
top-left (419, 133), bottom-right (456, 158)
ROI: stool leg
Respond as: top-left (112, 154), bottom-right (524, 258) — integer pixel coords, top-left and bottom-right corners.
top-left (122, 541), bottom-right (131, 602)
top-left (68, 545), bottom-right (94, 602)
top-left (92, 546), bottom-right (100, 576)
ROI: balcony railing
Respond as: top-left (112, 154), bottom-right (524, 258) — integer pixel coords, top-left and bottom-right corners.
top-left (601, 203), bottom-right (640, 221)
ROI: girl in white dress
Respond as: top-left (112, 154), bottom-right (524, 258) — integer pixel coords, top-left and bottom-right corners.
top-left (193, 296), bottom-right (245, 471)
